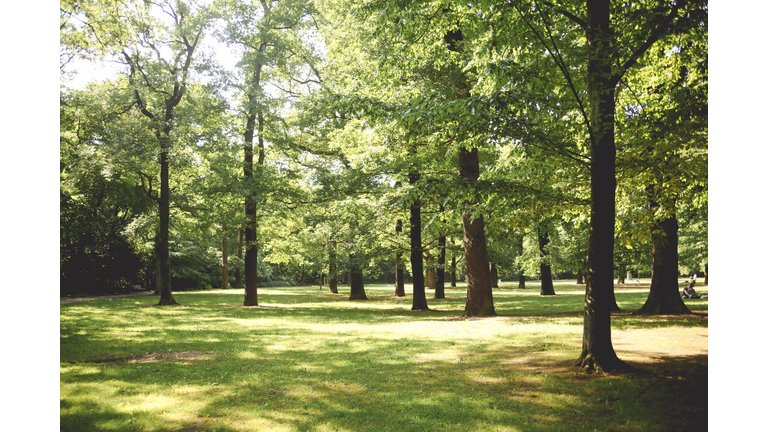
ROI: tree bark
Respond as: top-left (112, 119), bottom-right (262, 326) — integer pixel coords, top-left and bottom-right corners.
top-left (348, 253), bottom-right (367, 300)
top-left (235, 228), bottom-right (244, 289)
top-left (329, 238), bottom-right (338, 294)
top-left (490, 263), bottom-right (499, 288)
top-left (704, 263), bottom-right (708, 285)
top-left (435, 222), bottom-right (446, 299)
top-left (538, 225), bottom-right (556, 296)
top-left (517, 233), bottom-right (526, 289)
top-left (395, 219), bottom-right (405, 297)
top-left (450, 253), bottom-right (457, 287)
top-left (221, 235), bottom-right (229, 289)
top-left (426, 252), bottom-right (436, 290)
top-left (575, 0), bottom-right (622, 371)
top-left (409, 170), bottom-right (428, 310)
top-left (156, 130), bottom-right (177, 305)
top-left (577, 269), bottom-right (585, 285)
top-left (616, 265), bottom-right (625, 285)
top-left (460, 147), bottom-right (495, 317)
top-left (638, 212), bottom-right (691, 314)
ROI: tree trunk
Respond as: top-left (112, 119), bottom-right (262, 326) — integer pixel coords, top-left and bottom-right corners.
top-left (157, 134), bottom-right (177, 305)
top-left (704, 263), bottom-right (708, 285)
top-left (221, 235), bottom-right (229, 289)
top-left (577, 269), bottom-right (585, 285)
top-left (435, 223), bottom-right (446, 299)
top-left (490, 263), bottom-right (499, 288)
top-left (409, 170), bottom-right (428, 310)
top-left (395, 219), bottom-right (405, 297)
top-left (450, 253), bottom-right (457, 287)
top-left (426, 252), bottom-right (436, 290)
top-left (616, 265), bottom-right (625, 285)
top-left (518, 273), bottom-right (526, 290)
top-left (154, 242), bottom-right (161, 295)
top-left (638, 212), bottom-right (691, 314)
top-left (329, 239), bottom-right (338, 294)
top-left (538, 225), bottom-right (556, 296)
top-left (517, 233), bottom-right (526, 289)
top-left (460, 147), bottom-right (495, 317)
top-left (348, 253), bottom-right (367, 300)
top-left (235, 228), bottom-right (243, 289)
top-left (575, 0), bottom-right (623, 372)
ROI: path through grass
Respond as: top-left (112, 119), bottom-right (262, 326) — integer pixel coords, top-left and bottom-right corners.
top-left (61, 280), bottom-right (708, 432)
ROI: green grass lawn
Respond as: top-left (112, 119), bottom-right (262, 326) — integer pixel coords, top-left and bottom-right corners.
top-left (61, 279), bottom-right (708, 432)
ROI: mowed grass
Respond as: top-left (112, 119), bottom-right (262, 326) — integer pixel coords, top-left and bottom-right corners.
top-left (61, 279), bottom-right (708, 432)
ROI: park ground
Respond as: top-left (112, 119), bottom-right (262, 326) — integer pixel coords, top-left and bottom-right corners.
top-left (61, 278), bottom-right (707, 432)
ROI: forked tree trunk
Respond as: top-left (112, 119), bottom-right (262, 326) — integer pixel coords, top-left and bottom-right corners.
top-left (460, 147), bottom-right (495, 317)
top-left (638, 212), bottom-right (691, 314)
top-left (538, 226), bottom-right (556, 296)
top-left (348, 253), bottom-right (367, 300)
top-left (395, 219), bottom-right (405, 297)
top-left (410, 170), bottom-right (428, 310)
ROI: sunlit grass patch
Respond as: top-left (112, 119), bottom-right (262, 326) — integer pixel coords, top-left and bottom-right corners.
top-left (61, 282), bottom-right (707, 431)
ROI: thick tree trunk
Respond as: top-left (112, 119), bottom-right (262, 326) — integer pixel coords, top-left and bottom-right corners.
top-left (157, 136), bottom-right (177, 305)
top-left (518, 273), bottom-right (526, 289)
top-left (538, 226), bottom-right (556, 296)
top-left (409, 171), bottom-right (428, 310)
top-left (395, 219), bottom-right (405, 297)
top-left (575, 0), bottom-right (623, 372)
top-left (490, 263), bottom-right (499, 288)
top-left (460, 147), bottom-right (495, 317)
top-left (329, 239), bottom-right (338, 294)
top-left (243, 111), bottom-right (263, 306)
top-left (154, 244), bottom-right (162, 295)
top-left (348, 253), bottom-right (367, 300)
top-left (638, 213), bottom-right (691, 314)
top-left (221, 235), bottom-right (229, 289)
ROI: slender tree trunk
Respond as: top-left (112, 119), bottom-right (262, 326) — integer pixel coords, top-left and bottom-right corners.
top-left (395, 220), bottom-right (406, 297)
top-left (221, 235), bottom-right (229, 289)
top-left (435, 221), bottom-right (446, 299)
top-left (616, 265), bottom-right (625, 285)
top-left (577, 269), bottom-right (585, 285)
top-left (517, 233), bottom-right (526, 289)
top-left (538, 226), bottom-right (556, 296)
top-left (638, 211), bottom-right (691, 314)
top-left (575, 0), bottom-right (623, 371)
top-left (348, 253), bottom-right (367, 300)
top-left (490, 263), bottom-right (499, 288)
top-left (460, 147), bottom-right (495, 317)
top-left (409, 170), bottom-right (428, 310)
top-left (329, 238), bottom-right (338, 294)
top-left (235, 228), bottom-right (243, 289)
top-left (704, 263), bottom-right (708, 285)
top-left (450, 253), bottom-right (457, 287)
top-left (243, 121), bottom-right (259, 306)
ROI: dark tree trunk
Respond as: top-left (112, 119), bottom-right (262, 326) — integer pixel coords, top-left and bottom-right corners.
top-left (395, 219), bottom-right (405, 297)
top-left (517, 233), bottom-right (525, 289)
top-left (348, 253), bottom-right (367, 300)
top-left (221, 235), bottom-right (229, 289)
top-left (243, 117), bottom-right (259, 306)
top-left (490, 263), bottom-right (499, 288)
top-left (616, 265), bottom-right (625, 285)
top-left (577, 269), bottom-right (585, 285)
top-left (460, 147), bottom-right (495, 317)
top-left (450, 253), bottom-right (457, 287)
top-left (518, 273), bottom-right (526, 290)
top-left (638, 212), bottom-right (691, 314)
top-left (575, 0), bottom-right (623, 372)
top-left (704, 263), bottom-right (708, 285)
top-left (157, 133), bottom-right (177, 305)
top-left (154, 239), bottom-right (162, 295)
top-left (409, 170), bottom-right (428, 310)
top-left (329, 239), bottom-right (338, 294)
top-left (435, 222), bottom-right (446, 299)
top-left (538, 225), bottom-right (556, 296)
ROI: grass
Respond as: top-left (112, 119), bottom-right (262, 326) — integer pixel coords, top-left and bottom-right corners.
top-left (61, 279), bottom-right (708, 432)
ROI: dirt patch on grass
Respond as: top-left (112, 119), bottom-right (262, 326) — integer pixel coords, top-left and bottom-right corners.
top-left (75, 350), bottom-right (219, 365)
